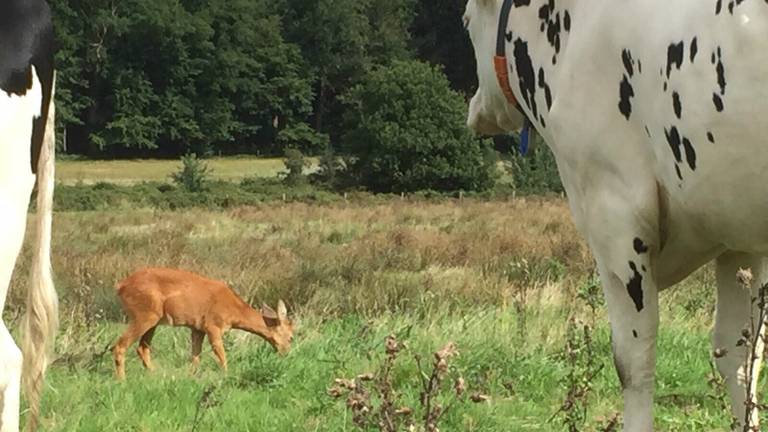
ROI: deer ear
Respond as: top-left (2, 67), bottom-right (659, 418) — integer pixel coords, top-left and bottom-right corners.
top-left (261, 303), bottom-right (278, 320)
top-left (277, 299), bottom-right (288, 320)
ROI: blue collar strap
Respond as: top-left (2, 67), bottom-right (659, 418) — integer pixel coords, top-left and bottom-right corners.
top-left (519, 118), bottom-right (532, 156)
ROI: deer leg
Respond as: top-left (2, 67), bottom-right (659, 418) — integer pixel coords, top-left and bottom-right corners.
top-left (136, 326), bottom-right (157, 370)
top-left (190, 329), bottom-right (205, 371)
top-left (205, 328), bottom-right (227, 372)
top-left (113, 315), bottom-right (159, 380)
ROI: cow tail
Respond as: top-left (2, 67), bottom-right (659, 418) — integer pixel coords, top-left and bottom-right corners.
top-left (21, 72), bottom-right (59, 432)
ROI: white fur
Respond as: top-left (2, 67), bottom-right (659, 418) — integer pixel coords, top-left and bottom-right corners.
top-left (465, 1), bottom-right (768, 430)
top-left (0, 66), bottom-right (57, 432)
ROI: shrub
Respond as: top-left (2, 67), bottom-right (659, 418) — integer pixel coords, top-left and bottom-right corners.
top-left (171, 153), bottom-right (211, 192)
top-left (507, 136), bottom-right (564, 195)
top-left (311, 145), bottom-right (346, 188)
top-left (281, 147), bottom-right (309, 186)
top-left (342, 60), bottom-right (496, 193)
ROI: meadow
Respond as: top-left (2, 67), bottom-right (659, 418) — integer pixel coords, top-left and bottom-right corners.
top-left (55, 157), bottom-right (319, 185)
top-left (3, 164), bottom-right (749, 431)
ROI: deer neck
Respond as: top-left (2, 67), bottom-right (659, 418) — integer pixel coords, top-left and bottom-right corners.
top-left (232, 304), bottom-right (275, 343)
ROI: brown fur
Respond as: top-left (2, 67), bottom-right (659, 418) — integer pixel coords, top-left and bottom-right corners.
top-left (112, 267), bottom-right (293, 379)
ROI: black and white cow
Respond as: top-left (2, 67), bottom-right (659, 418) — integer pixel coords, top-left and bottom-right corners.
top-left (464, 0), bottom-right (768, 430)
top-left (0, 1), bottom-right (58, 431)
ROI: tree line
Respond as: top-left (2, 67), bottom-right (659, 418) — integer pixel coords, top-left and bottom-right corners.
top-left (51, 0), bottom-right (478, 159)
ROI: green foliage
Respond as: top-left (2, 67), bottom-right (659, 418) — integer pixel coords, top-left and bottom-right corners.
top-left (312, 146), bottom-right (346, 188)
top-left (53, 178), bottom-right (343, 211)
top-left (281, 148), bottom-right (309, 186)
top-left (51, 0), bottom-right (314, 157)
top-left (343, 60), bottom-right (496, 193)
top-left (411, 0), bottom-right (478, 94)
top-left (171, 154), bottom-right (211, 192)
top-left (276, 123), bottom-right (330, 155)
top-left (507, 137), bottom-right (564, 195)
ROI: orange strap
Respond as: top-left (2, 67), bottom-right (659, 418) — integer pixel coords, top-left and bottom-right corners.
top-left (494, 55), bottom-right (519, 108)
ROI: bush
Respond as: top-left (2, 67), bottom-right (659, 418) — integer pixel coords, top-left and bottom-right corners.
top-left (342, 60), bottom-right (496, 193)
top-left (281, 147), bottom-right (309, 186)
top-left (171, 153), bottom-right (211, 192)
top-left (507, 136), bottom-right (564, 195)
top-left (311, 145), bottom-right (347, 188)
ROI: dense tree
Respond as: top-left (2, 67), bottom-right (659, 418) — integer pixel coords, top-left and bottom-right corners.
top-left (342, 60), bottom-right (496, 193)
top-left (49, 0), bottom-right (488, 163)
top-left (411, 0), bottom-right (478, 95)
top-left (51, 0), bottom-right (313, 157)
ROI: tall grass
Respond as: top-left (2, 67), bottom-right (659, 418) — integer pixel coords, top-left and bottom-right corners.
top-left (3, 198), bottom-right (742, 430)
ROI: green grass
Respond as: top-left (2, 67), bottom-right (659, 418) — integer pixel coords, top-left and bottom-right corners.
top-left (36, 301), bottom-right (735, 431)
top-left (2, 198), bottom-right (756, 431)
top-left (56, 157), bottom-right (319, 185)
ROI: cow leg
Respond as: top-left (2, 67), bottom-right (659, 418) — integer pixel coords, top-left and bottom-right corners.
top-left (713, 252), bottom-right (766, 430)
top-left (597, 253), bottom-right (658, 432)
top-left (0, 150), bottom-right (36, 432)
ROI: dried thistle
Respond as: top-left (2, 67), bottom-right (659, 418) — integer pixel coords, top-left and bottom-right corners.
top-left (330, 336), bottom-right (472, 432)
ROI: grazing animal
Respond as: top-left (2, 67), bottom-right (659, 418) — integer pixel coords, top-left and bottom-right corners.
top-left (113, 267), bottom-right (294, 379)
top-left (0, 0), bottom-right (58, 431)
top-left (464, 0), bottom-right (768, 430)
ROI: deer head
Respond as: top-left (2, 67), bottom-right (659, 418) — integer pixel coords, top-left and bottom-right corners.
top-left (261, 299), bottom-right (294, 355)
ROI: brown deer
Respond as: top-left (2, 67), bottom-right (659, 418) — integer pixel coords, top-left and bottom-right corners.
top-left (112, 267), bottom-right (293, 380)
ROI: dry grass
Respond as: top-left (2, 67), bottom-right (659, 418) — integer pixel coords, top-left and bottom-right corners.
top-left (7, 197), bottom-right (591, 320)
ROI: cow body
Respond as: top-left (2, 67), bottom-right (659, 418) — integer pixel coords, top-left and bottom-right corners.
top-left (464, 0), bottom-right (768, 430)
top-left (0, 1), bottom-right (57, 431)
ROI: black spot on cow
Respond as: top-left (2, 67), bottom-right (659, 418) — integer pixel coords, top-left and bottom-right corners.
top-left (622, 49), bottom-right (634, 78)
top-left (633, 329), bottom-right (638, 338)
top-left (627, 261), bottom-right (644, 312)
top-left (716, 0), bottom-right (723, 14)
top-left (505, 31), bottom-right (513, 43)
top-left (645, 126), bottom-right (651, 138)
top-left (1, 67), bottom-right (32, 97)
top-left (638, 60), bottom-right (642, 74)
top-left (707, 131), bottom-right (715, 143)
top-left (618, 75), bottom-right (634, 120)
top-left (663, 81), bottom-right (668, 92)
top-left (538, 67), bottom-right (553, 111)
top-left (513, 0), bottom-right (531, 6)
top-left (633, 238), bottom-right (649, 254)
top-left (728, 0), bottom-right (735, 14)
top-left (711, 52), bottom-right (716, 64)
top-left (538, 1), bottom-right (562, 55)
top-left (715, 48), bottom-right (726, 95)
top-left (513, 39), bottom-right (539, 120)
top-left (672, 91), bottom-right (682, 119)
top-left (0, 0), bottom-right (56, 174)
top-left (563, 10), bottom-right (571, 31)
top-left (675, 164), bottom-right (683, 180)
top-left (642, 265), bottom-right (647, 272)
top-left (683, 137), bottom-right (697, 170)
top-left (665, 126), bottom-right (683, 163)
top-left (666, 42), bottom-right (684, 78)
top-left (713, 93), bottom-right (724, 111)
top-left (690, 37), bottom-right (698, 62)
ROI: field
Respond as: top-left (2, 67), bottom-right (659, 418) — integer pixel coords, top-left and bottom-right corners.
top-left (55, 157), bottom-right (318, 185)
top-left (2, 162), bottom-right (750, 431)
